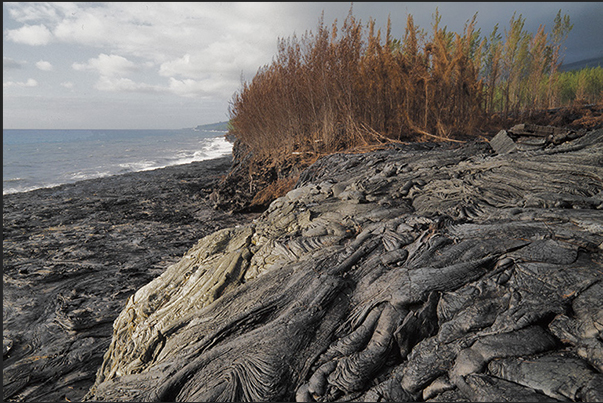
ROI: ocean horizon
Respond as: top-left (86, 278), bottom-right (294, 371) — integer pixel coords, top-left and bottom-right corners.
top-left (3, 127), bottom-right (233, 195)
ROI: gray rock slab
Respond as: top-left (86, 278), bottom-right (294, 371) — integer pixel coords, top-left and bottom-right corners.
top-left (489, 130), bottom-right (517, 154)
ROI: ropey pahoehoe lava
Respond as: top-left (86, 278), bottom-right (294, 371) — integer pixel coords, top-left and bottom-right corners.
top-left (84, 128), bottom-right (603, 402)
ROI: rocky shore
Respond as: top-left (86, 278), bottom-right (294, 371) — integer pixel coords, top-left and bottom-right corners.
top-left (4, 127), bottom-right (603, 402)
top-left (81, 127), bottom-right (602, 402)
top-left (3, 157), bottom-right (257, 402)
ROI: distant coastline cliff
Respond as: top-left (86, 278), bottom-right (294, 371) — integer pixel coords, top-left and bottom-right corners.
top-left (193, 121), bottom-right (230, 132)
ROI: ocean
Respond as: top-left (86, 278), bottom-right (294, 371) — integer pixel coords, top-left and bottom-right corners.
top-left (3, 128), bottom-right (233, 195)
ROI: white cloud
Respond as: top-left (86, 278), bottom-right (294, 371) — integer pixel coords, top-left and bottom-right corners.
top-left (167, 77), bottom-right (233, 98)
top-left (60, 81), bottom-right (74, 89)
top-left (158, 40), bottom-right (263, 79)
top-left (68, 52), bottom-right (235, 97)
top-left (3, 78), bottom-right (38, 88)
top-left (7, 2), bottom-right (63, 23)
top-left (72, 54), bottom-right (138, 77)
top-left (158, 54), bottom-right (195, 78)
top-left (4, 3), bottom-right (288, 77)
top-left (3, 57), bottom-right (24, 70)
top-left (35, 60), bottom-right (53, 71)
top-left (53, 10), bottom-right (111, 47)
top-left (88, 75), bottom-right (232, 98)
top-left (5, 24), bottom-right (53, 46)
top-left (3, 2), bottom-right (317, 106)
top-left (94, 76), bottom-right (161, 93)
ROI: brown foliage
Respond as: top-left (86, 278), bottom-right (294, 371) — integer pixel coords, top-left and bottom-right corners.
top-left (228, 9), bottom-right (489, 161)
top-left (250, 175), bottom-right (299, 209)
top-left (229, 8), bottom-right (593, 161)
top-left (222, 8), bottom-right (599, 211)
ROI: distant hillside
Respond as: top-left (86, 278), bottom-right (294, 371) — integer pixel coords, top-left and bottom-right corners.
top-left (560, 56), bottom-right (603, 71)
top-left (193, 121), bottom-right (229, 131)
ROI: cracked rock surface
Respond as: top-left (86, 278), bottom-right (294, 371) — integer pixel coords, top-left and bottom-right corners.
top-left (83, 129), bottom-right (603, 402)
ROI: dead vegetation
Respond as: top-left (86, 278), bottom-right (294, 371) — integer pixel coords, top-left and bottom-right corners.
top-left (218, 8), bottom-right (602, 212)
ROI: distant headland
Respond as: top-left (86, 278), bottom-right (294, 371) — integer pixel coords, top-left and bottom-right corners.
top-left (192, 121), bottom-right (230, 132)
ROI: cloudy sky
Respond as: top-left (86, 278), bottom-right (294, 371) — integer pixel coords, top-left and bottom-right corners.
top-left (4, 2), bottom-right (602, 130)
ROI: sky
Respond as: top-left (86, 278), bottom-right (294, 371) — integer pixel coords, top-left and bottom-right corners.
top-left (3, 2), bottom-right (603, 130)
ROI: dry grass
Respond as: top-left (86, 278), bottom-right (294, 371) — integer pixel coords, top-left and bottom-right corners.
top-left (224, 8), bottom-right (600, 211)
top-left (228, 10), bottom-right (492, 160)
top-left (250, 175), bottom-right (299, 208)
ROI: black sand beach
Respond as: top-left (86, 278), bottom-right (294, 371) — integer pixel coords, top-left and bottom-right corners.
top-left (3, 156), bottom-right (256, 402)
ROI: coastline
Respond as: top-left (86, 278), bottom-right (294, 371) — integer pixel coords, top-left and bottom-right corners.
top-left (3, 156), bottom-right (256, 402)
top-left (2, 130), bottom-right (233, 196)
top-left (5, 127), bottom-right (603, 402)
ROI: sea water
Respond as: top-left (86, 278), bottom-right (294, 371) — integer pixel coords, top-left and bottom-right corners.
top-left (3, 128), bottom-right (233, 195)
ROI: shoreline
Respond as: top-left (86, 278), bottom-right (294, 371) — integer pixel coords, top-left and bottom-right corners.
top-left (3, 155), bottom-right (235, 200)
top-left (3, 156), bottom-right (256, 402)
top-left (4, 128), bottom-right (603, 401)
top-left (3, 155), bottom-right (228, 196)
top-left (2, 129), bottom-right (233, 196)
